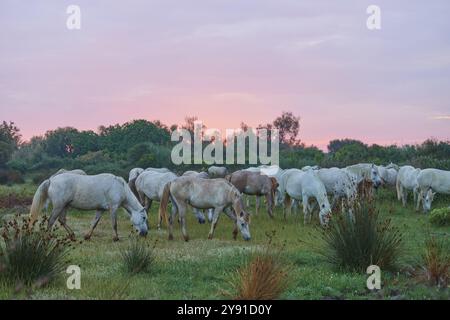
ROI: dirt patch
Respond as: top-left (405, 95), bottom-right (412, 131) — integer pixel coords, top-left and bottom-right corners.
top-left (0, 193), bottom-right (32, 209)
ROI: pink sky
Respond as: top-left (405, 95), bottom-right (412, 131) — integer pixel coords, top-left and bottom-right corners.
top-left (1, 1), bottom-right (449, 150)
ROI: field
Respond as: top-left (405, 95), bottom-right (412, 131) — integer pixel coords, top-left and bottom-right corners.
top-left (0, 183), bottom-right (449, 300)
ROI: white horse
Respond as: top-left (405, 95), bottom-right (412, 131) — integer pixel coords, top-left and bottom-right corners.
top-left (128, 168), bottom-right (144, 182)
top-left (207, 166), bottom-right (228, 178)
top-left (301, 165), bottom-right (320, 171)
top-left (136, 171), bottom-right (207, 227)
top-left (396, 165), bottom-right (421, 208)
top-left (417, 168), bottom-right (450, 212)
top-left (316, 167), bottom-right (358, 210)
top-left (377, 165), bottom-right (398, 187)
top-left (29, 173), bottom-right (148, 241)
top-left (278, 169), bottom-right (332, 225)
top-left (159, 176), bottom-right (251, 241)
top-left (345, 163), bottom-right (383, 188)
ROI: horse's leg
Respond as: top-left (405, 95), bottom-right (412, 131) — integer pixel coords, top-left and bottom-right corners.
top-left (265, 194), bottom-right (274, 218)
top-left (283, 193), bottom-right (292, 219)
top-left (58, 207), bottom-right (75, 239)
top-left (110, 206), bottom-right (119, 242)
top-left (255, 196), bottom-right (260, 215)
top-left (48, 205), bottom-right (65, 231)
top-left (84, 210), bottom-right (103, 240)
top-left (208, 207), bottom-right (223, 240)
top-left (207, 208), bottom-right (214, 223)
top-left (179, 202), bottom-right (189, 242)
top-left (415, 189), bottom-right (422, 212)
top-left (193, 208), bottom-right (206, 224)
top-left (302, 195), bottom-right (310, 225)
top-left (401, 188), bottom-right (407, 207)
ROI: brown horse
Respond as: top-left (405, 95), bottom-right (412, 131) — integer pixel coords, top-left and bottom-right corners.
top-left (226, 170), bottom-right (278, 218)
top-left (159, 176), bottom-right (251, 241)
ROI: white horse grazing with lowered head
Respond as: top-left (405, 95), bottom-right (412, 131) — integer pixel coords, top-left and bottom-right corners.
top-left (316, 167), bottom-right (358, 211)
top-left (136, 171), bottom-right (207, 228)
top-left (417, 168), bottom-right (450, 212)
top-left (159, 176), bottom-right (251, 241)
top-left (29, 173), bottom-right (148, 241)
top-left (396, 165), bottom-right (421, 208)
top-left (278, 169), bottom-right (332, 226)
top-left (345, 163), bottom-right (383, 188)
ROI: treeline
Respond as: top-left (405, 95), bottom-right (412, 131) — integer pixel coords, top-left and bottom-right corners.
top-left (0, 113), bottom-right (449, 185)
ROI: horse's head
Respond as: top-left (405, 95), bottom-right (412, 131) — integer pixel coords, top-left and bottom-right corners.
top-left (236, 209), bottom-right (251, 241)
top-left (131, 208), bottom-right (148, 236)
top-left (422, 188), bottom-right (436, 213)
top-left (370, 164), bottom-right (382, 188)
top-left (319, 197), bottom-right (332, 226)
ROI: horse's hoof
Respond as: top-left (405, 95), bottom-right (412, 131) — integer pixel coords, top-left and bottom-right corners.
top-left (113, 236), bottom-right (119, 242)
top-left (208, 234), bottom-right (213, 240)
top-left (168, 234), bottom-right (174, 241)
top-left (83, 234), bottom-right (91, 241)
top-left (183, 236), bottom-right (190, 242)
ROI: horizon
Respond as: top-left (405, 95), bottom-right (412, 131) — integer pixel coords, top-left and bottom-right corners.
top-left (1, 1), bottom-right (449, 150)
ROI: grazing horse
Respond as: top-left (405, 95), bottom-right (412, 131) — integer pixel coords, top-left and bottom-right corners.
top-left (396, 165), bottom-right (421, 208)
top-left (29, 173), bottom-right (148, 241)
top-left (417, 168), bottom-right (450, 212)
top-left (207, 166), bottom-right (228, 178)
top-left (278, 169), bottom-right (332, 226)
top-left (182, 170), bottom-right (209, 179)
top-left (135, 171), bottom-right (207, 227)
top-left (345, 163), bottom-right (383, 188)
top-left (227, 170), bottom-right (278, 218)
top-left (159, 177), bottom-right (251, 241)
top-left (316, 167), bottom-right (358, 211)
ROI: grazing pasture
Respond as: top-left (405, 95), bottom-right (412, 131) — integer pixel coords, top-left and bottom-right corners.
top-left (0, 183), bottom-right (448, 300)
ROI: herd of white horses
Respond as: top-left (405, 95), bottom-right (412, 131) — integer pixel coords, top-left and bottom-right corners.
top-left (28, 163), bottom-right (450, 242)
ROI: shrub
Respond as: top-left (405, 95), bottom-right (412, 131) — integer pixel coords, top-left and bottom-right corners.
top-left (320, 201), bottom-right (403, 272)
top-left (120, 238), bottom-right (156, 274)
top-left (429, 207), bottom-right (450, 227)
top-left (0, 169), bottom-right (24, 185)
top-left (0, 215), bottom-right (73, 286)
top-left (224, 243), bottom-right (290, 300)
top-left (418, 236), bottom-right (449, 288)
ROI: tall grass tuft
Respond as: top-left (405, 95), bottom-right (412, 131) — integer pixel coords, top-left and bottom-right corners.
top-left (419, 236), bottom-right (449, 288)
top-left (120, 238), bottom-right (156, 274)
top-left (321, 200), bottom-right (402, 272)
top-left (224, 236), bottom-right (290, 300)
top-left (0, 215), bottom-right (73, 287)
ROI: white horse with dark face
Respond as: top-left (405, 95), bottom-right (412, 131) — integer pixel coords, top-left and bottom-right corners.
top-left (278, 169), bottom-right (332, 226)
top-left (396, 165), bottom-right (421, 208)
top-left (345, 163), bottom-right (383, 188)
top-left (417, 168), bottom-right (450, 212)
top-left (30, 173), bottom-right (148, 241)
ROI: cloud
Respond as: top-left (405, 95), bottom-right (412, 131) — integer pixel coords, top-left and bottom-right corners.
top-left (430, 115), bottom-right (450, 120)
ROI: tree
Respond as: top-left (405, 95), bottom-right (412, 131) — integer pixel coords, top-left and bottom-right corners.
top-left (328, 139), bottom-right (366, 154)
top-left (272, 111), bottom-right (300, 145)
top-left (0, 121), bottom-right (21, 167)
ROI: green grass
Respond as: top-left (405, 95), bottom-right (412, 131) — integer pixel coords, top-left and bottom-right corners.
top-left (0, 185), bottom-right (449, 300)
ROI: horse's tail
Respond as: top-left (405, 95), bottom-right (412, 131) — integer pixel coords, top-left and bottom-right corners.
top-left (395, 176), bottom-right (401, 201)
top-left (159, 182), bottom-right (172, 227)
top-left (29, 179), bottom-right (51, 225)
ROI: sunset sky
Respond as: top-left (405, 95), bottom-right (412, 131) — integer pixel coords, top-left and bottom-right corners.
top-left (1, 1), bottom-right (449, 150)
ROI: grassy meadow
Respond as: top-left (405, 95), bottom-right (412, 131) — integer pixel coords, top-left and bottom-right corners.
top-left (0, 183), bottom-right (449, 300)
